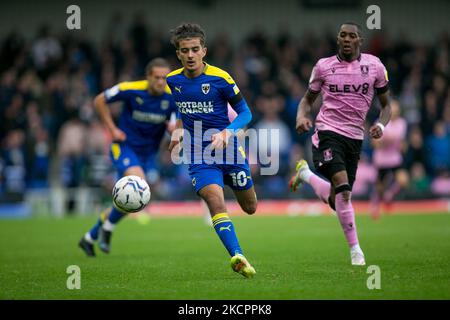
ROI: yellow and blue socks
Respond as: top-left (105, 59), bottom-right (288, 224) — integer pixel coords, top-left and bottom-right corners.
top-left (86, 207), bottom-right (126, 242)
top-left (86, 208), bottom-right (109, 242)
top-left (102, 207), bottom-right (126, 232)
top-left (212, 213), bottom-right (242, 256)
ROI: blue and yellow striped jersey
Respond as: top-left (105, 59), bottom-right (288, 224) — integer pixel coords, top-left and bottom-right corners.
top-left (104, 80), bottom-right (176, 154)
top-left (166, 63), bottom-right (245, 163)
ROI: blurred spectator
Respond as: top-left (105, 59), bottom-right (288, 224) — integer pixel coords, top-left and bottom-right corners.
top-left (408, 162), bottom-right (432, 197)
top-left (421, 90), bottom-right (440, 137)
top-left (31, 25), bottom-right (62, 77)
top-left (57, 111), bottom-right (87, 189)
top-left (1, 130), bottom-right (26, 201)
top-left (27, 126), bottom-right (50, 189)
top-left (0, 32), bottom-right (26, 72)
top-left (404, 125), bottom-right (426, 170)
top-left (253, 94), bottom-right (291, 175)
top-left (425, 121), bottom-right (450, 174)
top-left (431, 170), bottom-right (450, 197)
top-left (84, 120), bottom-right (111, 187)
top-left (352, 154), bottom-right (377, 199)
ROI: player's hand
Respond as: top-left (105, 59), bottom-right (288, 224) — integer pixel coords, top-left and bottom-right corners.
top-left (296, 118), bottom-right (312, 134)
top-left (169, 128), bottom-right (184, 152)
top-left (369, 124), bottom-right (383, 139)
top-left (211, 129), bottom-right (232, 150)
top-left (166, 120), bottom-right (176, 134)
top-left (111, 127), bottom-right (126, 142)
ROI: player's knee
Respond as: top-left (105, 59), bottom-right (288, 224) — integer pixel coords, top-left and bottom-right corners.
top-left (335, 184), bottom-right (352, 202)
top-left (204, 194), bottom-right (227, 214)
top-left (243, 201), bottom-right (257, 215)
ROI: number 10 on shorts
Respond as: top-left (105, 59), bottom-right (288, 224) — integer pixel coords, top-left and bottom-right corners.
top-left (230, 171), bottom-right (248, 187)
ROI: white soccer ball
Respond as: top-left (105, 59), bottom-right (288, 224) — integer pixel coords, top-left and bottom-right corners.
top-left (112, 175), bottom-right (151, 213)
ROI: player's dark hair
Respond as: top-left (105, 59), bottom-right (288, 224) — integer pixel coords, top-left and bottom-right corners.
top-left (341, 21), bottom-right (363, 37)
top-left (145, 58), bottom-right (170, 75)
top-left (170, 23), bottom-right (206, 49)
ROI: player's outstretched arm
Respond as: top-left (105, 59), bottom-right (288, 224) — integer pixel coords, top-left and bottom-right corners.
top-left (212, 98), bottom-right (252, 150)
top-left (295, 89), bottom-right (319, 134)
top-left (94, 93), bottom-right (126, 142)
top-left (369, 91), bottom-right (391, 139)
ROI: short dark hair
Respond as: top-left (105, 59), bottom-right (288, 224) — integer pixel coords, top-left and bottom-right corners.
top-left (170, 23), bottom-right (206, 49)
top-left (340, 22), bottom-right (363, 37)
top-left (145, 57), bottom-right (170, 75)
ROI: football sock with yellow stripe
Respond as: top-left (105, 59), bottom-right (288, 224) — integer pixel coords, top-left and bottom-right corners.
top-left (212, 213), bottom-right (242, 257)
top-left (103, 207), bottom-right (126, 231)
top-left (88, 208), bottom-right (109, 240)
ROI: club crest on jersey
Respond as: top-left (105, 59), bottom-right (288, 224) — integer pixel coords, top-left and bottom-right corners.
top-left (201, 83), bottom-right (210, 95)
top-left (360, 65), bottom-right (369, 76)
top-left (323, 148), bottom-right (333, 162)
top-left (161, 100), bottom-right (169, 110)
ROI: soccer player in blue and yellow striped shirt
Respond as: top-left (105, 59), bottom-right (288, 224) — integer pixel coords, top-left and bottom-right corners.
top-left (167, 23), bottom-right (257, 278)
top-left (78, 58), bottom-right (177, 257)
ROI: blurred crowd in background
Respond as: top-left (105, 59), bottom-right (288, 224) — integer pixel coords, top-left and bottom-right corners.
top-left (1, 14), bottom-right (450, 207)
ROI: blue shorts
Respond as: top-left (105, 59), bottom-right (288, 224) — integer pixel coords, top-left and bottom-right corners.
top-left (189, 163), bottom-right (253, 193)
top-left (109, 142), bottom-right (157, 177)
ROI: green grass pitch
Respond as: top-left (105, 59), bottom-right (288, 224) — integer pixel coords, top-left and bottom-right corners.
top-left (1, 213), bottom-right (449, 299)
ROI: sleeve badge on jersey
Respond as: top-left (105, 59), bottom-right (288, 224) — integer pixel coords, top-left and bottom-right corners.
top-left (360, 65), bottom-right (369, 76)
top-left (105, 84), bottom-right (120, 99)
top-left (233, 84), bottom-right (240, 95)
top-left (201, 83), bottom-right (210, 95)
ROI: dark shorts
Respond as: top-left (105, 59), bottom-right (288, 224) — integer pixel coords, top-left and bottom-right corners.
top-left (312, 130), bottom-right (362, 189)
top-left (377, 166), bottom-right (403, 183)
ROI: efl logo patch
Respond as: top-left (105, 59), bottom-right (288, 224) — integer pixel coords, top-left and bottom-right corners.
top-left (105, 85), bottom-right (119, 99)
top-left (202, 83), bottom-right (210, 94)
top-left (323, 148), bottom-right (333, 162)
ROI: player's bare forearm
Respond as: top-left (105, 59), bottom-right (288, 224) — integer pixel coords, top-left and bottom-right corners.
top-left (377, 91), bottom-right (392, 126)
top-left (369, 91), bottom-right (392, 139)
top-left (295, 89), bottom-right (318, 134)
top-left (296, 97), bottom-right (311, 120)
top-left (94, 93), bottom-right (116, 132)
top-left (94, 93), bottom-right (126, 141)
